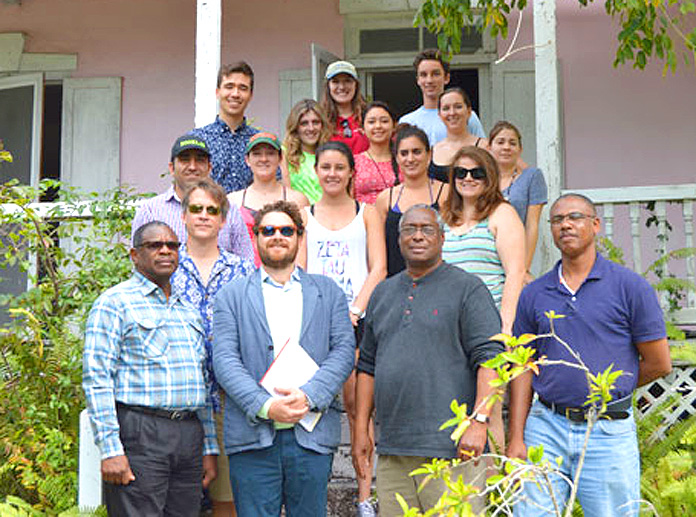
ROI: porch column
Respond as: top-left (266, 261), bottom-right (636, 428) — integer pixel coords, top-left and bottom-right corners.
top-left (533, 0), bottom-right (562, 269)
top-left (195, 0), bottom-right (221, 127)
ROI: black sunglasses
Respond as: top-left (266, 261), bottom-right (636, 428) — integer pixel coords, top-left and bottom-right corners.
top-left (257, 225), bottom-right (297, 237)
top-left (137, 240), bottom-right (179, 251)
top-left (453, 166), bottom-right (487, 181)
top-left (188, 204), bottom-right (221, 215)
top-left (341, 119), bottom-right (353, 139)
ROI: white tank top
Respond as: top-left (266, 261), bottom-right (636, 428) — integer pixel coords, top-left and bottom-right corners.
top-left (305, 203), bottom-right (369, 306)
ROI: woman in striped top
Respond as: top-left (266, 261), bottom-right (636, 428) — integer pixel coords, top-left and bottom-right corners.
top-left (440, 146), bottom-right (525, 336)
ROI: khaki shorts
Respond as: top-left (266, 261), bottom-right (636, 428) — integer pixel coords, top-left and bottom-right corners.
top-left (208, 402), bottom-right (234, 503)
top-left (376, 455), bottom-right (485, 517)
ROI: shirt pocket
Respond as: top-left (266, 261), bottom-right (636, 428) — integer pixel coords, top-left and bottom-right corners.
top-left (130, 316), bottom-right (169, 358)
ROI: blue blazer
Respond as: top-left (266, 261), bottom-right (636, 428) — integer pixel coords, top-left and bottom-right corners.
top-left (212, 268), bottom-right (355, 455)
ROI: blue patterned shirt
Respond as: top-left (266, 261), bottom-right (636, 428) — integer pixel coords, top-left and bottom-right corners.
top-left (83, 272), bottom-right (219, 459)
top-left (191, 116), bottom-right (259, 193)
top-left (131, 186), bottom-right (254, 262)
top-left (171, 247), bottom-right (255, 412)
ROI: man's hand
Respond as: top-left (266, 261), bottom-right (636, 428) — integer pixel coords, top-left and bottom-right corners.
top-left (101, 455), bottom-right (135, 485)
top-left (457, 420), bottom-right (488, 461)
top-left (351, 427), bottom-right (373, 480)
top-left (202, 454), bottom-right (218, 489)
top-left (506, 437), bottom-right (527, 461)
top-left (268, 387), bottom-right (310, 423)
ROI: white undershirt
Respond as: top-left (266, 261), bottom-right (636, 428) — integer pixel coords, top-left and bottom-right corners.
top-left (260, 267), bottom-right (303, 358)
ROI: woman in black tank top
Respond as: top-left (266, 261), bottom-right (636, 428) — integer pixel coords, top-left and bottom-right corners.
top-left (429, 87), bottom-right (489, 182)
top-left (374, 124), bottom-right (448, 277)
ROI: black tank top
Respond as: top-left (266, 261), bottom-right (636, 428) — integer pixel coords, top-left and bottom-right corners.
top-left (428, 137), bottom-right (482, 183)
top-left (385, 182), bottom-right (444, 277)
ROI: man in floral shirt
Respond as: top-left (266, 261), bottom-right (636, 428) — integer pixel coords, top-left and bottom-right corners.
top-left (171, 179), bottom-right (254, 515)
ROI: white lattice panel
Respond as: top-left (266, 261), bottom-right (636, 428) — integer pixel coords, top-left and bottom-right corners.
top-left (636, 363), bottom-right (696, 431)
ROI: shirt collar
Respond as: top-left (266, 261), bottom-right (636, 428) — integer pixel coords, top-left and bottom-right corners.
top-left (215, 115), bottom-right (249, 134)
top-left (163, 185), bottom-right (181, 203)
top-left (133, 271), bottom-right (168, 298)
top-left (550, 252), bottom-right (606, 291)
top-left (260, 266), bottom-right (301, 288)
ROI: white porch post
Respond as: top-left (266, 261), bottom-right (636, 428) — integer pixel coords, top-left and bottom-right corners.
top-left (195, 0), bottom-right (222, 127)
top-left (533, 0), bottom-right (562, 269)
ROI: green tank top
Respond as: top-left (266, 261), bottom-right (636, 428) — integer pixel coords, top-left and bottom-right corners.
top-left (288, 151), bottom-right (323, 204)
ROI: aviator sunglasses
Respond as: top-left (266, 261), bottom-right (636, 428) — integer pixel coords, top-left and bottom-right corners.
top-left (341, 119), bottom-right (353, 138)
top-left (257, 225), bottom-right (297, 237)
top-left (453, 166), bottom-right (487, 181)
top-left (187, 204), bottom-right (222, 216)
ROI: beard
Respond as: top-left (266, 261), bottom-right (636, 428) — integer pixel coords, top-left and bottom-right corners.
top-left (258, 239), bottom-right (299, 269)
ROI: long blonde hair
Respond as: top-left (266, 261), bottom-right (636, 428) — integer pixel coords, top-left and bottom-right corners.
top-left (283, 99), bottom-right (332, 172)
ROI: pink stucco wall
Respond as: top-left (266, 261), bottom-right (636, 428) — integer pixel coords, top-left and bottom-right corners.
top-left (498, 1), bottom-right (696, 189)
top-left (0, 0), bottom-right (343, 193)
top-left (2, 0), bottom-right (693, 193)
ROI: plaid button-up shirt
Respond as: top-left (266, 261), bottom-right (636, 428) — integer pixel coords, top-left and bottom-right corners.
top-left (83, 272), bottom-right (219, 459)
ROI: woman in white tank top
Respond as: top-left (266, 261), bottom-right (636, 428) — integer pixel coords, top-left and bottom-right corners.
top-left (299, 141), bottom-right (386, 516)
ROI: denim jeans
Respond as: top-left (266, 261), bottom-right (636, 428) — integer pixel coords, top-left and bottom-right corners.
top-left (514, 400), bottom-right (641, 517)
top-left (227, 429), bottom-right (333, 516)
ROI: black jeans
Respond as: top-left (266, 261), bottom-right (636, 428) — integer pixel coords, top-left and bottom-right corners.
top-left (103, 404), bottom-right (204, 517)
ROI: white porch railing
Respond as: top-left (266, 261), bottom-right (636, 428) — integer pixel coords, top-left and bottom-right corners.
top-left (562, 183), bottom-right (696, 326)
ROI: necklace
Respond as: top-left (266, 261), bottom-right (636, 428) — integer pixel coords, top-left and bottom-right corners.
top-left (501, 168), bottom-right (520, 200)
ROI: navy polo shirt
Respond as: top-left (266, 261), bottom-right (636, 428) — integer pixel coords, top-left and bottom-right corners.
top-left (513, 254), bottom-right (666, 407)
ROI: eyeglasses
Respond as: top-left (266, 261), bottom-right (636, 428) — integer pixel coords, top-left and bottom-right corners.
top-left (137, 240), bottom-right (180, 251)
top-left (400, 225), bottom-right (438, 237)
top-left (453, 166), bottom-right (487, 181)
top-left (550, 212), bottom-right (596, 225)
top-left (341, 119), bottom-right (353, 138)
top-left (188, 204), bottom-right (221, 216)
top-left (257, 225), bottom-right (297, 237)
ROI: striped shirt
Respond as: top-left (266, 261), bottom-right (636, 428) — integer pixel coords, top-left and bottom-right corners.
top-left (131, 185), bottom-right (254, 262)
top-left (83, 272), bottom-right (219, 459)
top-left (171, 247), bottom-right (255, 412)
top-left (442, 220), bottom-right (505, 308)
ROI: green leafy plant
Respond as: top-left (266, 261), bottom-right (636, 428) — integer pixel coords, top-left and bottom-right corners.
top-left (0, 179), bottom-right (139, 512)
top-left (638, 397), bottom-right (696, 515)
top-left (415, 0), bottom-right (696, 74)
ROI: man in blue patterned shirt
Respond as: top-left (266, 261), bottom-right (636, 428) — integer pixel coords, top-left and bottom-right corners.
top-left (191, 62), bottom-right (260, 193)
top-left (83, 221), bottom-right (219, 516)
top-left (171, 180), bottom-right (254, 515)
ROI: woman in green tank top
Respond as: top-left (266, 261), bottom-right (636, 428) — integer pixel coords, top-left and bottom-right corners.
top-left (281, 99), bottom-right (332, 204)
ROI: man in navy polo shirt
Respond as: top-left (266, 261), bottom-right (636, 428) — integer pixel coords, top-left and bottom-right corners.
top-left (508, 193), bottom-right (672, 516)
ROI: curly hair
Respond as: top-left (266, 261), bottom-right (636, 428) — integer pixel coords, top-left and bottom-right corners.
top-left (441, 146), bottom-right (506, 226)
top-left (283, 99), bottom-right (332, 172)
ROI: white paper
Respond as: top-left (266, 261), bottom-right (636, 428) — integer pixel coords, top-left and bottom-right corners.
top-left (260, 340), bottom-right (323, 432)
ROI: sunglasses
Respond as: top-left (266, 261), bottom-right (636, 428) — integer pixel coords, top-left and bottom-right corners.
top-left (453, 166), bottom-right (487, 181)
top-left (137, 240), bottom-right (179, 251)
top-left (257, 225), bottom-right (297, 237)
top-left (188, 204), bottom-right (221, 216)
top-left (341, 119), bottom-right (353, 139)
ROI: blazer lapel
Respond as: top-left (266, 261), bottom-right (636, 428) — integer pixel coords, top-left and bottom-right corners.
top-left (299, 270), bottom-right (319, 342)
top-left (247, 271), bottom-right (272, 340)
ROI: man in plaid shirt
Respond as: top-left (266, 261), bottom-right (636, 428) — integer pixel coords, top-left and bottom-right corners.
top-left (83, 221), bottom-right (218, 516)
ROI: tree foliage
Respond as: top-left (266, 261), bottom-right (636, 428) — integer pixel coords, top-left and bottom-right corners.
top-left (415, 0), bottom-right (696, 74)
top-left (0, 180), bottom-right (137, 513)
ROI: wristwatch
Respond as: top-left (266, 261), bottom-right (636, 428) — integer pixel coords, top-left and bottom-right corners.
top-left (472, 412), bottom-right (490, 425)
top-left (349, 305), bottom-right (365, 319)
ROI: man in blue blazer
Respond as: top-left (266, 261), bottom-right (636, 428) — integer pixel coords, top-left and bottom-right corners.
top-left (213, 200), bottom-right (355, 516)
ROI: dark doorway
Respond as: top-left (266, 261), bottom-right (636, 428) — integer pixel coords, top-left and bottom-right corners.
top-left (371, 68), bottom-right (480, 119)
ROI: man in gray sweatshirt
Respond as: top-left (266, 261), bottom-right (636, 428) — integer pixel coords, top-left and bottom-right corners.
top-left (352, 204), bottom-right (503, 517)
